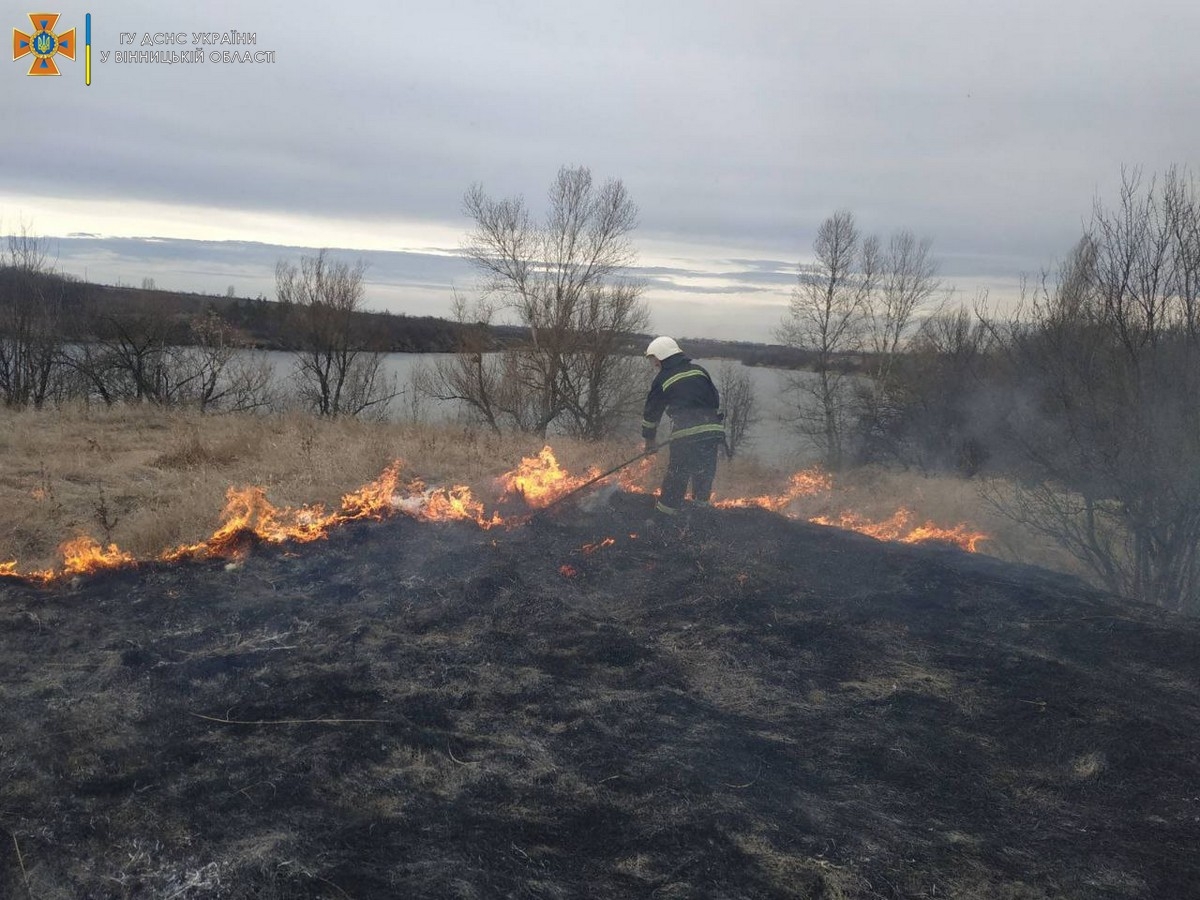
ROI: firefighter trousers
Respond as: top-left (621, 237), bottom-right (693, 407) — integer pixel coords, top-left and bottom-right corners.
top-left (656, 437), bottom-right (720, 515)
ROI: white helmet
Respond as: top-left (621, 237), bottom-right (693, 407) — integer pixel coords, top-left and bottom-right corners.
top-left (645, 336), bottom-right (682, 361)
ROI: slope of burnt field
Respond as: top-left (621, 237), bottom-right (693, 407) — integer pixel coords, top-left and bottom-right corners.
top-left (1, 493), bottom-right (1198, 899)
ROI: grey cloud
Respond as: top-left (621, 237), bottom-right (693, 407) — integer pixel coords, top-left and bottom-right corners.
top-left (4, 1), bottom-right (1199, 339)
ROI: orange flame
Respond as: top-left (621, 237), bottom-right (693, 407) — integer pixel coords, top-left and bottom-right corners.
top-left (1, 538), bottom-right (135, 583)
top-left (809, 508), bottom-right (987, 553)
top-left (339, 461), bottom-right (403, 520)
top-left (714, 467), bottom-right (833, 511)
top-left (497, 446), bottom-right (598, 508)
top-left (617, 457), bottom-right (656, 493)
top-left (61, 536), bottom-right (136, 576)
top-left (394, 481), bottom-right (505, 529)
top-left (902, 522), bottom-right (988, 553)
top-left (560, 564), bottom-right (579, 578)
top-left (714, 467), bottom-right (986, 553)
top-left (0, 450), bottom-right (991, 585)
top-left (165, 462), bottom-right (404, 562)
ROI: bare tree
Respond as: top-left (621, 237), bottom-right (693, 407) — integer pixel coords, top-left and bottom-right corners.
top-left (57, 291), bottom-right (275, 411)
top-left (869, 233), bottom-right (940, 352)
top-left (447, 165), bottom-right (647, 440)
top-left (180, 311), bottom-right (238, 410)
top-left (416, 293), bottom-right (511, 433)
top-left (714, 360), bottom-right (758, 456)
top-left (276, 250), bottom-right (397, 418)
top-left (0, 225), bottom-right (68, 408)
top-left (864, 231), bottom-right (941, 381)
top-left (776, 210), bottom-right (876, 468)
top-left (176, 310), bottom-right (276, 411)
top-left (985, 167), bottom-right (1200, 613)
top-left (854, 230), bottom-right (945, 463)
top-left (881, 303), bottom-right (996, 473)
top-left (62, 337), bottom-right (123, 407)
top-left (559, 282), bottom-right (648, 440)
top-left (83, 299), bottom-right (178, 404)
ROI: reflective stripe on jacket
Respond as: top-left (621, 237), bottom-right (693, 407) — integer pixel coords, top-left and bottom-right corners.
top-left (642, 354), bottom-right (724, 445)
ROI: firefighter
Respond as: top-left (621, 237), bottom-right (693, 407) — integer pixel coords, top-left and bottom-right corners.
top-left (641, 336), bottom-right (726, 523)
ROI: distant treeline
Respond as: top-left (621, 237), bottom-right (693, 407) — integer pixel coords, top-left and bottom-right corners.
top-left (108, 284), bottom-right (471, 353)
top-left (136, 283), bottom-right (820, 367)
top-left (13, 273), bottom-right (809, 365)
top-left (0, 271), bottom-right (471, 352)
top-left (671, 337), bottom-right (815, 369)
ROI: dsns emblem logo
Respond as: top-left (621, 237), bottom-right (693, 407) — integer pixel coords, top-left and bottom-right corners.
top-left (13, 13), bottom-right (76, 76)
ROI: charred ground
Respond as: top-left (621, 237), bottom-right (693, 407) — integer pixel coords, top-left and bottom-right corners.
top-left (1, 493), bottom-right (1198, 899)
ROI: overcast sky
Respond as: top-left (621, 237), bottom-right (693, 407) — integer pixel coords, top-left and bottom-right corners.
top-left (3, 1), bottom-right (1198, 342)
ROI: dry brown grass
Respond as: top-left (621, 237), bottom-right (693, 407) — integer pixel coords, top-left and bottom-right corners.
top-left (0, 405), bottom-right (1088, 585)
top-left (798, 465), bottom-right (1087, 577)
top-left (0, 405), bottom-right (616, 569)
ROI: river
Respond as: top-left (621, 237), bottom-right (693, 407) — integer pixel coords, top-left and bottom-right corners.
top-left (253, 351), bottom-right (818, 469)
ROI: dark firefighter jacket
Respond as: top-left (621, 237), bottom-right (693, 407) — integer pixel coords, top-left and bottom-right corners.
top-left (641, 353), bottom-right (725, 447)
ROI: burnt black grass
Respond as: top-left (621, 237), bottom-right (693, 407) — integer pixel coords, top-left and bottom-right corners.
top-left (1, 493), bottom-right (1198, 898)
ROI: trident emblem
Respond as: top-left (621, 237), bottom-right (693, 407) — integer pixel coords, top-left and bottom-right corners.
top-left (13, 13), bottom-right (76, 76)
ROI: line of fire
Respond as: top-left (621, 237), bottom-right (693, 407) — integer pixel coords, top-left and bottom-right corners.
top-left (0, 446), bottom-right (987, 585)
